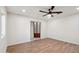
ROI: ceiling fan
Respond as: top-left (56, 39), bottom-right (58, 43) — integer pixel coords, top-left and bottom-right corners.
top-left (39, 6), bottom-right (63, 17)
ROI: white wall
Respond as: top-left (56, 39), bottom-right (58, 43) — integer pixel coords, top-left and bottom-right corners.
top-left (0, 7), bottom-right (7, 52)
top-left (7, 12), bottom-right (79, 46)
top-left (47, 14), bottom-right (79, 45)
top-left (7, 13), bottom-right (47, 46)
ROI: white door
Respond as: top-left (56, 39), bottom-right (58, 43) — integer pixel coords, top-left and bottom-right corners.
top-left (0, 7), bottom-right (7, 52)
top-left (0, 15), bottom-right (1, 40)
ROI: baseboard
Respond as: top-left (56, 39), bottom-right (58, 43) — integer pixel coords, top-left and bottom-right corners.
top-left (45, 37), bottom-right (79, 45)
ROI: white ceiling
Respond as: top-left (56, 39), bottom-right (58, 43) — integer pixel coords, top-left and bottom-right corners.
top-left (6, 6), bottom-right (79, 21)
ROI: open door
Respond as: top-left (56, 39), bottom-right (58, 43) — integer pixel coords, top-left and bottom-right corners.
top-left (31, 21), bottom-right (41, 40)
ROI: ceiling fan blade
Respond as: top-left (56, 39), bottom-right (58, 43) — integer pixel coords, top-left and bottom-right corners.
top-left (52, 11), bottom-right (63, 14)
top-left (43, 13), bottom-right (49, 16)
top-left (51, 6), bottom-right (55, 10)
top-left (39, 10), bottom-right (48, 13)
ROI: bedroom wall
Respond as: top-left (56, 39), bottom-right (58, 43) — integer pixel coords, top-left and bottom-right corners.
top-left (47, 13), bottom-right (79, 45)
top-left (0, 7), bottom-right (7, 52)
top-left (7, 13), bottom-right (47, 46)
top-left (7, 10), bottom-right (79, 45)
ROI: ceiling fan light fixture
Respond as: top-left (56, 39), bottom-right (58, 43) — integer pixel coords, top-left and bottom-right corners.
top-left (47, 14), bottom-right (51, 18)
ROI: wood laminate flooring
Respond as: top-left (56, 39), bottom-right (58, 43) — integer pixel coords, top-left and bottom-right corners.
top-left (7, 38), bottom-right (79, 53)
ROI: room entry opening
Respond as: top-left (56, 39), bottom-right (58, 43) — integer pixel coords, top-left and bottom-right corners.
top-left (31, 21), bottom-right (41, 40)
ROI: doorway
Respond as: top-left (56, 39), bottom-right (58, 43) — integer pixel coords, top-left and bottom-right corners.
top-left (30, 21), bottom-right (41, 40)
